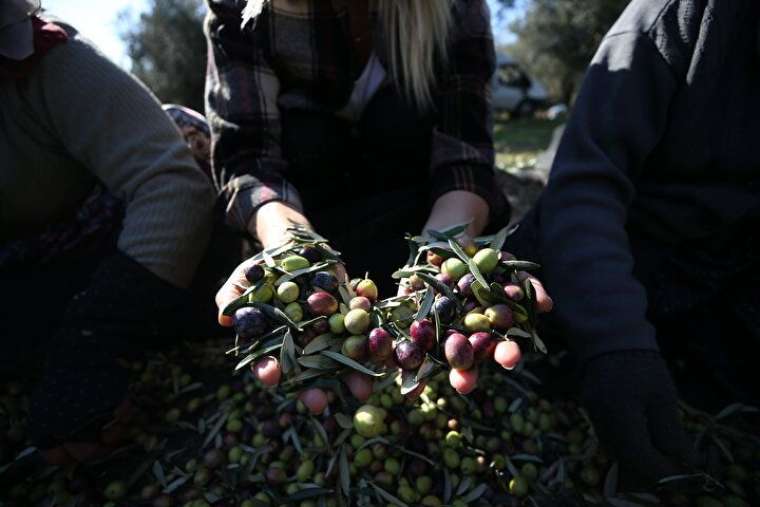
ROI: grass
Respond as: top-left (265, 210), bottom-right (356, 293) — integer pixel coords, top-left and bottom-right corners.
top-left (493, 117), bottom-right (564, 169)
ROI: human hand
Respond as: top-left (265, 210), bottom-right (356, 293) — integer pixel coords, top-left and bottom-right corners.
top-left (581, 351), bottom-right (696, 491)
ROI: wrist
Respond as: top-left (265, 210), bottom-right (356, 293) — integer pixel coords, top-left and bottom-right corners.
top-left (424, 191), bottom-right (489, 238)
top-left (249, 201), bottom-right (312, 249)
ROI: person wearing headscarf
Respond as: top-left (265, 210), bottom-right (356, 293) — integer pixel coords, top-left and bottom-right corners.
top-left (0, 0), bottom-right (216, 463)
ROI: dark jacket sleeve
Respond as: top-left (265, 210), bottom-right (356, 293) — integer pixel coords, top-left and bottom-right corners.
top-left (430, 0), bottom-right (508, 224)
top-left (538, 30), bottom-right (677, 362)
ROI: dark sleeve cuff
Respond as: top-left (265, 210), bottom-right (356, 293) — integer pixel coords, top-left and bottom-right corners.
top-left (222, 172), bottom-right (304, 232)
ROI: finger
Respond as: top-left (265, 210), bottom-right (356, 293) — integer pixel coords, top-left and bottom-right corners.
top-left (517, 272), bottom-right (553, 313)
top-left (647, 399), bottom-right (697, 469)
top-left (215, 259), bottom-right (257, 326)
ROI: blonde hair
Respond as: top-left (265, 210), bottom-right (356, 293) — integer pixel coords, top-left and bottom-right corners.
top-left (243, 0), bottom-right (454, 109)
top-left (378, 0), bottom-right (453, 108)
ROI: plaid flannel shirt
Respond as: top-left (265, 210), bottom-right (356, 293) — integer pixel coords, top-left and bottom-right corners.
top-left (205, 0), bottom-right (505, 232)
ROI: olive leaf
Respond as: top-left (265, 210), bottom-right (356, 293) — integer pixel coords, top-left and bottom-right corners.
top-left (471, 281), bottom-right (495, 308)
top-left (392, 265), bottom-right (438, 280)
top-left (521, 276), bottom-right (537, 325)
top-left (426, 229), bottom-right (453, 242)
top-left (489, 225), bottom-right (511, 252)
top-left (334, 413), bottom-right (354, 430)
top-left (415, 287), bottom-right (435, 321)
top-left (456, 477), bottom-right (472, 497)
top-left (507, 327), bottom-right (533, 338)
top-left (715, 403), bottom-right (760, 421)
top-left (415, 355), bottom-right (437, 383)
top-left (427, 222), bottom-right (470, 240)
top-left (433, 306), bottom-right (442, 345)
top-left (338, 285), bottom-right (353, 306)
top-left (302, 334), bottom-right (338, 355)
top-left (405, 236), bottom-right (420, 268)
top-left (297, 355), bottom-right (338, 370)
top-left (369, 482), bottom-right (408, 507)
top-left (262, 250), bottom-right (276, 268)
top-left (461, 484), bottom-right (489, 503)
top-left (221, 279), bottom-right (268, 316)
top-left (274, 261), bottom-right (337, 286)
top-left (532, 328), bottom-right (548, 354)
top-left (248, 242), bottom-right (295, 264)
top-left (152, 460), bottom-right (167, 488)
top-left (280, 330), bottom-right (298, 376)
top-left (502, 260), bottom-right (541, 271)
top-left (254, 303), bottom-right (303, 331)
top-left (320, 351), bottom-right (384, 377)
top-left (283, 488), bottom-right (333, 503)
top-left (281, 368), bottom-right (324, 386)
top-left (234, 342), bottom-right (284, 371)
top-left (443, 469), bottom-right (453, 503)
top-left (489, 282), bottom-right (512, 304)
top-left (400, 369), bottom-right (420, 396)
top-left (415, 272), bottom-right (458, 307)
top-left (339, 445), bottom-right (351, 498)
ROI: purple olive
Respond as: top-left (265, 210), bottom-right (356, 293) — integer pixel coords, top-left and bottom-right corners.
top-left (444, 333), bottom-right (474, 370)
top-left (244, 264), bottom-right (265, 284)
top-left (307, 291), bottom-right (339, 316)
top-left (368, 328), bottom-right (393, 360)
top-left (468, 332), bottom-right (496, 362)
top-left (233, 307), bottom-right (269, 340)
top-left (433, 296), bottom-right (457, 324)
top-left (394, 340), bottom-right (424, 371)
top-left (312, 271), bottom-right (339, 293)
top-left (409, 319), bottom-right (435, 351)
top-left (299, 246), bottom-right (323, 264)
top-left (312, 318), bottom-right (330, 334)
top-left (457, 273), bottom-right (476, 297)
top-left (436, 273), bottom-right (453, 287)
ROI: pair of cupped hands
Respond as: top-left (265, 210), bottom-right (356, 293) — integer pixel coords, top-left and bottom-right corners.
top-left (216, 202), bottom-right (698, 493)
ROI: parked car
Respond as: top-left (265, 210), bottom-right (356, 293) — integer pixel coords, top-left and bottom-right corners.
top-left (492, 52), bottom-right (549, 117)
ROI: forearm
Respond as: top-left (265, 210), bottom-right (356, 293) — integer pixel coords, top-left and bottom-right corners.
top-left (422, 190), bottom-right (489, 239)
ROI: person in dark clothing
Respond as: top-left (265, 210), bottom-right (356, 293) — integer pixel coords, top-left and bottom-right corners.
top-left (510, 0), bottom-right (760, 491)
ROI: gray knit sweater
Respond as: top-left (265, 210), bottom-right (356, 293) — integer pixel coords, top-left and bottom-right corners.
top-left (0, 21), bottom-right (215, 288)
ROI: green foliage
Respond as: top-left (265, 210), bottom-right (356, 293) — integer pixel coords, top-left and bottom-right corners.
top-left (503, 0), bottom-right (629, 104)
top-left (119, 0), bottom-right (207, 111)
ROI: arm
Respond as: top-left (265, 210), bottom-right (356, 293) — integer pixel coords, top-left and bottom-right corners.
top-left (539, 32), bottom-right (695, 487)
top-left (426, 0), bottom-right (507, 238)
top-left (39, 30), bottom-right (214, 288)
top-left (539, 31), bottom-right (676, 361)
top-left (26, 29), bottom-right (215, 458)
top-left (205, 0), bottom-right (307, 247)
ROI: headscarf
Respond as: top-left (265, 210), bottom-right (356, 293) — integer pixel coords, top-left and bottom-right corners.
top-left (0, 0), bottom-right (68, 80)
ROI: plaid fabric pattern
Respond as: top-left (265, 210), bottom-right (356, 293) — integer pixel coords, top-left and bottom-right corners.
top-left (205, 0), bottom-right (504, 232)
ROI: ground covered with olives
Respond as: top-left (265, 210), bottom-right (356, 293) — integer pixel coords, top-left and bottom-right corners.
top-left (1, 342), bottom-right (758, 507)
top-left (1, 226), bottom-right (758, 507)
